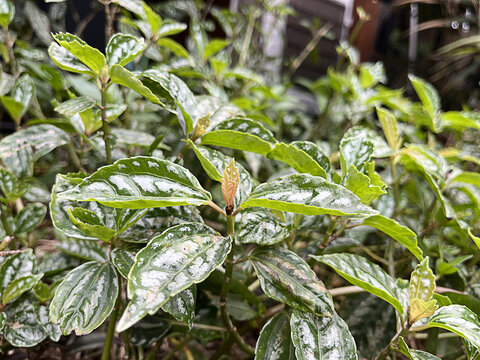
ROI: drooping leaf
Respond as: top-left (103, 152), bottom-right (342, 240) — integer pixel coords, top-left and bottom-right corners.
top-left (111, 248), bottom-right (134, 279)
top-left (53, 32), bottom-right (106, 76)
top-left (255, 312), bottom-right (295, 360)
top-left (241, 173), bottom-right (378, 217)
top-left (0, 124), bottom-right (70, 177)
top-left (362, 215), bottom-right (423, 260)
top-left (249, 247), bottom-right (333, 316)
top-left (14, 203), bottom-right (47, 235)
top-left (156, 19), bottom-right (187, 38)
top-left (57, 157), bottom-right (212, 209)
top-left (67, 207), bottom-right (116, 242)
top-left (238, 207), bottom-right (289, 245)
top-left (117, 223), bottom-right (232, 332)
top-left (157, 37), bottom-right (190, 59)
top-left (50, 261), bottom-right (119, 335)
top-left (201, 118), bottom-right (277, 156)
top-left (290, 309), bottom-right (358, 360)
top-left (313, 253), bottom-right (404, 315)
top-left (106, 33), bottom-right (146, 67)
top-left (2, 273), bottom-right (43, 304)
top-left (203, 39), bottom-right (230, 60)
top-left (162, 286), bottom-right (196, 329)
top-left (56, 238), bottom-right (108, 262)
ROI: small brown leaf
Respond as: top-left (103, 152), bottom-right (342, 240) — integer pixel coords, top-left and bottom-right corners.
top-left (222, 158), bottom-right (239, 214)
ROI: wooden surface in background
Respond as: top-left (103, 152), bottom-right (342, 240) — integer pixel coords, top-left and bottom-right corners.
top-left (352, 0), bottom-right (381, 62)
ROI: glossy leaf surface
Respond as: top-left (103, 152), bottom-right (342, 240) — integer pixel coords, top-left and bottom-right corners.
top-left (111, 248), bottom-right (134, 279)
top-left (56, 238), bottom-right (108, 262)
top-left (250, 247), bottom-right (333, 316)
top-left (106, 33), bottom-right (146, 67)
top-left (2, 273), bottom-right (43, 304)
top-left (238, 207), bottom-right (289, 245)
top-left (255, 312), bottom-right (295, 360)
top-left (162, 286), bottom-right (196, 329)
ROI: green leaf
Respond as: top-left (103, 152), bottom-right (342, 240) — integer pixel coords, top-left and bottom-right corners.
top-left (449, 171), bottom-right (480, 189)
top-left (142, 69), bottom-right (198, 134)
top-left (156, 20), bottom-right (187, 38)
top-left (143, 2), bottom-right (162, 34)
top-left (56, 238), bottom-right (108, 262)
top-left (398, 336), bottom-right (440, 360)
top-left (188, 140), bottom-right (223, 182)
top-left (162, 286), bottom-right (196, 329)
top-left (111, 128), bottom-right (156, 148)
top-left (109, 65), bottom-right (164, 105)
top-left (48, 43), bottom-right (96, 77)
top-left (0, 167), bottom-right (24, 202)
top-left (268, 142), bottom-right (328, 178)
top-left (0, 311), bottom-right (5, 332)
top-left (418, 305), bottom-right (480, 351)
top-left (255, 312), bottom-right (295, 360)
top-left (343, 126), bottom-right (392, 158)
top-left (0, 249), bottom-right (35, 299)
top-left (290, 310), bottom-right (357, 360)
top-left (344, 163), bottom-right (387, 205)
top-left (157, 38), bottom-right (190, 59)
top-left (0, 0), bottom-right (15, 28)
top-left (67, 207), bottom-right (115, 242)
top-left (129, 314), bottom-right (171, 347)
top-left (14, 203), bottom-right (47, 235)
top-left (2, 273), bottom-right (43, 304)
top-left (106, 33), bottom-right (146, 67)
top-left (111, 248), bottom-right (134, 279)
top-left (238, 207), bottom-right (289, 245)
top-left (0, 74), bottom-right (35, 122)
top-left (4, 295), bottom-right (47, 347)
top-left (362, 215), bottom-right (423, 260)
top-left (55, 96), bottom-right (96, 117)
top-left (203, 39), bottom-right (230, 60)
top-left (36, 305), bottom-right (61, 342)
top-left (249, 247), bottom-right (333, 316)
top-left (0, 124), bottom-right (70, 177)
top-left (201, 118), bottom-right (277, 156)
top-left (409, 257), bottom-right (435, 302)
top-left (313, 253), bottom-right (404, 315)
top-left (117, 223), bottom-right (231, 332)
top-left (468, 228), bottom-right (480, 251)
top-left (376, 107), bottom-right (401, 151)
top-left (57, 157), bottom-right (212, 209)
top-left (53, 32), bottom-right (106, 76)
top-left (409, 74), bottom-right (441, 120)
top-left (50, 261), bottom-right (119, 335)
top-left (241, 173), bottom-right (378, 217)
top-left (442, 111), bottom-right (480, 131)
top-left (340, 135), bottom-right (373, 174)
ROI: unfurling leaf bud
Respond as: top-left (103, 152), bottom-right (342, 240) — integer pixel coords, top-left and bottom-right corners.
top-left (222, 158), bottom-right (240, 215)
top-left (192, 114), bottom-right (211, 141)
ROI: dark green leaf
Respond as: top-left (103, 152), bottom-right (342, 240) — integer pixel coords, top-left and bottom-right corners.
top-left (15, 203), bottom-right (47, 235)
top-left (129, 314), bottom-right (171, 347)
top-left (250, 247), bottom-right (333, 316)
top-left (238, 207), bottom-right (289, 245)
top-left (162, 286), bottom-right (196, 329)
top-left (398, 336), bottom-right (440, 360)
top-left (117, 223), bottom-right (231, 331)
top-left (111, 248), bottom-right (134, 279)
top-left (56, 239), bottom-right (108, 262)
top-left (67, 207), bottom-right (115, 242)
top-left (2, 273), bottom-right (43, 304)
top-left (0, 249), bottom-right (36, 298)
top-left (255, 312), bottom-right (295, 360)
top-left (0, 74), bottom-right (35, 122)
top-left (50, 261), bottom-right (119, 335)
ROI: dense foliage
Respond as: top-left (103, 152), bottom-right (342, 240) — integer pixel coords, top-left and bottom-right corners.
top-left (1, 0), bottom-right (480, 359)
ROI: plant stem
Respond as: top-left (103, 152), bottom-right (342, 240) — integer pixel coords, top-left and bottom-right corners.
top-left (160, 336), bottom-right (191, 360)
top-left (375, 322), bottom-right (409, 360)
top-left (104, 0), bottom-right (115, 43)
top-left (100, 84), bottom-right (113, 164)
top-left (238, 8), bottom-right (256, 67)
top-left (101, 291), bottom-right (120, 360)
top-left (390, 156), bottom-right (400, 217)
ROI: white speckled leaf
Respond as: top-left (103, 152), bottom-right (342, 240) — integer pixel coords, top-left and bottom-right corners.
top-left (250, 247), bottom-right (333, 316)
top-left (117, 223), bottom-right (231, 332)
top-left (49, 262), bottom-right (119, 335)
top-left (56, 238), bottom-right (108, 262)
top-left (0, 249), bottom-right (36, 299)
top-left (111, 248), bottom-right (134, 279)
top-left (2, 273), bottom-right (43, 304)
top-left (241, 173), bottom-right (378, 217)
top-left (238, 208), bottom-right (289, 245)
top-left (162, 285), bottom-right (196, 329)
top-left (290, 310), bottom-right (358, 360)
top-left (106, 33), bottom-right (146, 67)
top-left (255, 312), bottom-right (295, 360)
top-left (57, 157), bottom-right (211, 209)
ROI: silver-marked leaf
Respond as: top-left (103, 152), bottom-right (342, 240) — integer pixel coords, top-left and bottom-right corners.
top-left (36, 305), bottom-right (61, 342)
top-left (255, 312), bottom-right (295, 360)
top-left (120, 206), bottom-right (203, 243)
top-left (55, 96), bottom-right (96, 117)
top-left (67, 207), bottom-right (115, 242)
top-left (142, 69), bottom-right (197, 134)
top-left (0, 249), bottom-right (35, 298)
top-left (409, 75), bottom-right (440, 120)
top-left (2, 273), bottom-right (43, 304)
top-left (0, 124), bottom-right (70, 177)
top-left (4, 295), bottom-right (47, 347)
top-left (0, 0), bottom-right (14, 28)
top-left (342, 126), bottom-right (392, 158)
top-left (0, 74), bottom-right (35, 122)
top-left (117, 223), bottom-right (231, 332)
top-left (268, 142), bottom-right (328, 178)
top-left (188, 140), bottom-right (223, 182)
top-left (50, 262), bottom-right (119, 335)
top-left (418, 305), bottom-right (480, 351)
top-left (106, 33), bottom-right (146, 67)
top-left (0, 311), bottom-right (5, 332)
top-left (250, 247), bottom-right (333, 316)
top-left (241, 173), bottom-right (378, 217)
top-left (157, 20), bottom-right (187, 38)
top-left (238, 207), bottom-right (289, 245)
top-left (162, 286), bottom-right (196, 329)
top-left (0, 167), bottom-right (22, 201)
top-left (53, 32), bottom-right (106, 76)
top-left (48, 43), bottom-right (96, 77)
top-left (398, 336), bottom-right (440, 360)
top-left (111, 128), bottom-right (156, 148)
top-left (111, 248), bottom-right (134, 279)
top-left (56, 239), bottom-right (108, 262)
top-left (129, 314), bottom-right (171, 347)
top-left (14, 203), bottom-right (47, 235)
top-left (290, 309), bottom-right (358, 360)
top-left (340, 134), bottom-right (373, 174)
top-left (362, 215), bottom-right (422, 260)
top-left (201, 118), bottom-right (277, 156)
top-left (409, 257), bottom-right (435, 303)
top-left (57, 157), bottom-right (212, 209)
top-left (313, 253), bottom-right (404, 315)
